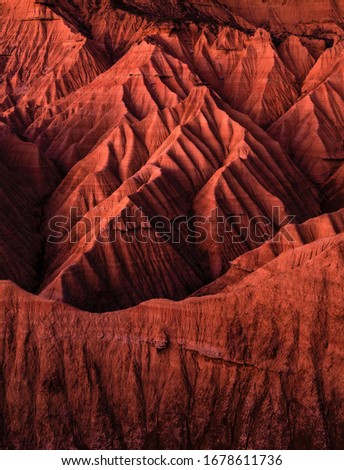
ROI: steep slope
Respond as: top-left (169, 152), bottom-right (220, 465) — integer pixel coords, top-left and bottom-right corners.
top-left (0, 0), bottom-right (342, 319)
top-left (0, 0), bottom-right (110, 126)
top-left (0, 134), bottom-right (60, 291)
top-left (0, 0), bottom-right (344, 451)
top-left (111, 0), bottom-right (344, 34)
top-left (277, 35), bottom-right (315, 82)
top-left (194, 208), bottom-right (344, 295)
top-left (24, 41), bottom-right (196, 173)
top-left (38, 88), bottom-right (320, 311)
top-left (269, 39), bottom-right (344, 184)
top-left (1, 229), bottom-right (344, 449)
top-left (151, 26), bottom-right (300, 127)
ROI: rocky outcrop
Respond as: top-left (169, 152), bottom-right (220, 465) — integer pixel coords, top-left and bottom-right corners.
top-left (0, 0), bottom-right (344, 450)
top-left (1, 228), bottom-right (344, 449)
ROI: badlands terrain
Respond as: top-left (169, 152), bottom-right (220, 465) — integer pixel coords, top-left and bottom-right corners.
top-left (0, 0), bottom-right (344, 449)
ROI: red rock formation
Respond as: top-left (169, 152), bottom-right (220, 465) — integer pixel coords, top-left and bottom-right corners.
top-left (2, 228), bottom-right (344, 449)
top-left (0, 0), bottom-right (344, 450)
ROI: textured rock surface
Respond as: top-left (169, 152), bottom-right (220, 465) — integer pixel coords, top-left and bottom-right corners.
top-left (1, 231), bottom-right (344, 449)
top-left (0, 0), bottom-right (344, 450)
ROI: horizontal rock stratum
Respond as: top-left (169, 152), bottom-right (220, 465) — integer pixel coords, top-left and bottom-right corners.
top-left (0, 0), bottom-right (344, 449)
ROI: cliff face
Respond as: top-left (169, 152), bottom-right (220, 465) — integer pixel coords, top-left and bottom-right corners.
top-left (2, 231), bottom-right (344, 449)
top-left (0, 0), bottom-right (344, 449)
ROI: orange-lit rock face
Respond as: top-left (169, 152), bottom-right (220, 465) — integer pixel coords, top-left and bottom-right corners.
top-left (0, 0), bottom-right (344, 449)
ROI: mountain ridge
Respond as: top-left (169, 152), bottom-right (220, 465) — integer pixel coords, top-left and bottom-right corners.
top-left (0, 0), bottom-right (344, 450)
